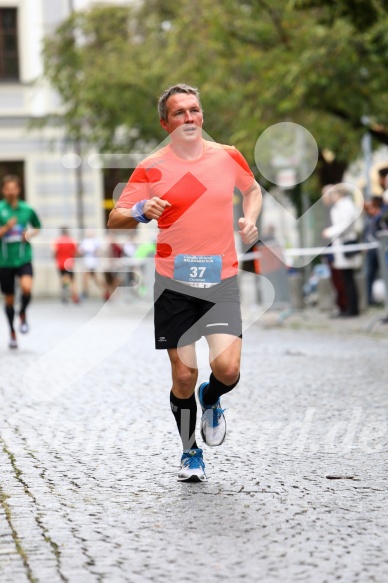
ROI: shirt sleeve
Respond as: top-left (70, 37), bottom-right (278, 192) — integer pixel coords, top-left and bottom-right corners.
top-left (115, 165), bottom-right (153, 210)
top-left (29, 208), bottom-right (42, 229)
top-left (227, 148), bottom-right (255, 193)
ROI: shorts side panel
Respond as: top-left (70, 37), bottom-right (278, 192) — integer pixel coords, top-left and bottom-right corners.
top-left (199, 300), bottom-right (242, 338)
top-left (199, 275), bottom-right (242, 337)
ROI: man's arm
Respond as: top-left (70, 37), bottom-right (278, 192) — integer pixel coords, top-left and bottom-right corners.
top-left (24, 228), bottom-right (40, 242)
top-left (0, 217), bottom-right (17, 238)
top-left (108, 198), bottom-right (171, 230)
top-left (238, 180), bottom-right (262, 245)
top-left (107, 207), bottom-right (139, 230)
top-left (24, 209), bottom-right (41, 241)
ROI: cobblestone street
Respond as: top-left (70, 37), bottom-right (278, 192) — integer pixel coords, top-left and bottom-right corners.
top-left (1, 297), bottom-right (388, 583)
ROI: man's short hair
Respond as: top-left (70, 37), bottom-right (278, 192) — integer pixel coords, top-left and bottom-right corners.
top-left (371, 195), bottom-right (383, 208)
top-left (158, 84), bottom-right (201, 121)
top-left (1, 174), bottom-right (22, 188)
top-left (378, 167), bottom-right (388, 178)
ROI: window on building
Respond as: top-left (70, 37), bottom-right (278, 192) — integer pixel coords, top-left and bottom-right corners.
top-left (0, 161), bottom-right (25, 199)
top-left (0, 8), bottom-right (19, 80)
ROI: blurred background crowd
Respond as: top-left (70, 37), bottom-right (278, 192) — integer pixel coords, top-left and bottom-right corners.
top-left (1, 0), bottom-right (388, 316)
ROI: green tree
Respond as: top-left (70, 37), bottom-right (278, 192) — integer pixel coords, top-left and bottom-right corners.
top-left (42, 0), bottom-right (388, 194)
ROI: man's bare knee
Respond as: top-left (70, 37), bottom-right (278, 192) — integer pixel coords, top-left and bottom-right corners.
top-left (168, 347), bottom-right (198, 398)
top-left (212, 362), bottom-right (240, 386)
top-left (173, 364), bottom-right (197, 397)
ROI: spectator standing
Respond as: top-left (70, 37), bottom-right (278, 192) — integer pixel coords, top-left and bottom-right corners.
top-left (363, 197), bottom-right (383, 306)
top-left (378, 167), bottom-right (388, 201)
top-left (321, 186), bottom-right (347, 315)
top-left (323, 185), bottom-right (362, 317)
top-left (377, 167), bottom-right (388, 230)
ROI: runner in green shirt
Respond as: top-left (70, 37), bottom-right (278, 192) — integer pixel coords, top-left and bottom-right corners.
top-left (0, 175), bottom-right (41, 349)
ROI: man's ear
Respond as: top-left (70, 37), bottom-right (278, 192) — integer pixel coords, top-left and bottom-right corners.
top-left (160, 119), bottom-right (168, 132)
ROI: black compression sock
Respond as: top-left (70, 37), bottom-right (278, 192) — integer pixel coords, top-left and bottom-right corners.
top-left (170, 391), bottom-right (198, 451)
top-left (20, 293), bottom-right (31, 317)
top-left (5, 305), bottom-right (15, 333)
top-left (202, 372), bottom-right (240, 406)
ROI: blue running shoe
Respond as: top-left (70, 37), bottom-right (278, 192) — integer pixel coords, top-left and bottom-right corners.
top-left (178, 448), bottom-right (207, 482)
top-left (197, 382), bottom-right (227, 446)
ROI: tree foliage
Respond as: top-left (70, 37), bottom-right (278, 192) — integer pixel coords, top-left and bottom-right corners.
top-left (42, 0), bottom-right (388, 189)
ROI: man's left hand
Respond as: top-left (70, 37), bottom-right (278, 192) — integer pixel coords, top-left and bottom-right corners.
top-left (238, 218), bottom-right (258, 245)
top-left (22, 229), bottom-right (39, 242)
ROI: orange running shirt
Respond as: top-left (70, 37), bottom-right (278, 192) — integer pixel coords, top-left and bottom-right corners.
top-left (116, 140), bottom-right (254, 281)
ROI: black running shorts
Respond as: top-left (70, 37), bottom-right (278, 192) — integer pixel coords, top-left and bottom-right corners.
top-left (0, 263), bottom-right (33, 295)
top-left (59, 268), bottom-right (74, 279)
top-left (154, 272), bottom-right (242, 349)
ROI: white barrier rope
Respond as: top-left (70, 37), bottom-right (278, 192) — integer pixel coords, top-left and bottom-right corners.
top-left (240, 241), bottom-right (380, 261)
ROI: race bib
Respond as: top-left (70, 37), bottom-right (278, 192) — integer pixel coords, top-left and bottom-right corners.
top-left (173, 254), bottom-right (222, 287)
top-left (3, 224), bottom-right (24, 243)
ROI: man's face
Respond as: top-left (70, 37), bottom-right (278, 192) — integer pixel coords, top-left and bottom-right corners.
top-left (160, 93), bottom-right (203, 142)
top-left (379, 174), bottom-right (388, 190)
top-left (2, 181), bottom-right (20, 204)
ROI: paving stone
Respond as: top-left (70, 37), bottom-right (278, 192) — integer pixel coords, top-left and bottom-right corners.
top-left (0, 299), bottom-right (387, 582)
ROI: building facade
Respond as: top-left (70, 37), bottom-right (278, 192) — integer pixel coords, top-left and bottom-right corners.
top-left (0, 0), bottom-right (128, 295)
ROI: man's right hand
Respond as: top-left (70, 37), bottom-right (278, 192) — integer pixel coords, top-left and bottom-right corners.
top-left (6, 217), bottom-right (17, 230)
top-left (143, 197), bottom-right (171, 220)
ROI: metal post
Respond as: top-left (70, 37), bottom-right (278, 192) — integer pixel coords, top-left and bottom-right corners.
top-left (67, 0), bottom-right (84, 230)
top-left (361, 131), bottom-right (372, 202)
top-left (74, 139), bottom-right (84, 230)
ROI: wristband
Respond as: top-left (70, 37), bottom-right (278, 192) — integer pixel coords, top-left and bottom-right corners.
top-left (131, 200), bottom-right (151, 223)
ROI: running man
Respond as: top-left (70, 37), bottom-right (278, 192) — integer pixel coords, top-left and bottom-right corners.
top-left (108, 84), bottom-right (262, 481)
top-left (0, 175), bottom-right (41, 348)
top-left (53, 227), bottom-right (79, 303)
